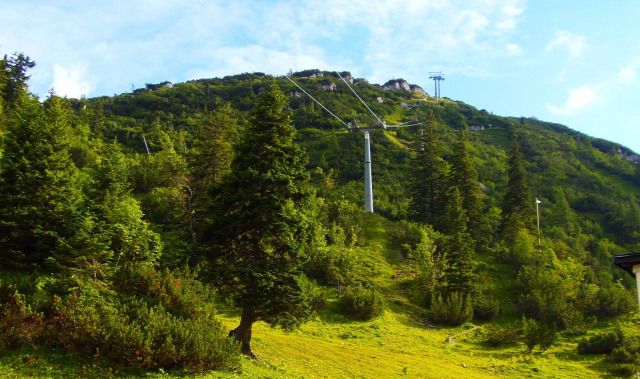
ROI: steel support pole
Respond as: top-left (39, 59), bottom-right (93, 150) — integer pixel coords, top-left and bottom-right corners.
top-left (364, 131), bottom-right (374, 213)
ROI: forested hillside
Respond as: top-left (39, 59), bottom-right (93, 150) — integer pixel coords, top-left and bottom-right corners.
top-left (1, 54), bottom-right (639, 377)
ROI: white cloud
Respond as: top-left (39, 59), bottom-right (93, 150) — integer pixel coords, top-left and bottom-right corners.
top-left (506, 44), bottom-right (523, 56)
top-left (546, 30), bottom-right (587, 59)
top-left (51, 64), bottom-right (93, 98)
top-left (548, 85), bottom-right (598, 115)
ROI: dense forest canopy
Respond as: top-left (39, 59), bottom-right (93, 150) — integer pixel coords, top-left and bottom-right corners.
top-left (1, 52), bottom-right (639, 376)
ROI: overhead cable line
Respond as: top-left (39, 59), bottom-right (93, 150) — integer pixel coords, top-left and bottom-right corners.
top-left (195, 0), bottom-right (349, 128)
top-left (275, 0), bottom-right (386, 127)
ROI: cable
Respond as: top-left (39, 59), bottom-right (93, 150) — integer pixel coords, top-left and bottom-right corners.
top-left (195, 0), bottom-right (349, 128)
top-left (275, 0), bottom-right (386, 127)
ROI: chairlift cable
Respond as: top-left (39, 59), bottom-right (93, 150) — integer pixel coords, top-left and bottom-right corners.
top-left (195, 0), bottom-right (349, 128)
top-left (275, 0), bottom-right (386, 127)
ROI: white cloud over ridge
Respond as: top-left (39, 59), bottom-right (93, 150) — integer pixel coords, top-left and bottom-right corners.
top-left (52, 64), bottom-right (93, 98)
top-left (548, 85), bottom-right (597, 115)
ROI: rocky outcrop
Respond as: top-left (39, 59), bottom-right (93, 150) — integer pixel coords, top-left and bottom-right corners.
top-left (410, 85), bottom-right (427, 96)
top-left (382, 79), bottom-right (411, 92)
top-left (381, 79), bottom-right (428, 97)
top-left (321, 82), bottom-right (337, 91)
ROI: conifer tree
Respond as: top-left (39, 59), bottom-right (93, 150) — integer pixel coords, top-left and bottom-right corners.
top-left (0, 95), bottom-right (81, 270)
top-left (0, 53), bottom-right (35, 106)
top-left (203, 85), bottom-right (315, 358)
top-left (408, 112), bottom-right (448, 228)
top-left (447, 130), bottom-right (483, 235)
top-left (188, 103), bottom-right (238, 241)
top-left (441, 187), bottom-right (477, 295)
top-left (500, 132), bottom-right (532, 243)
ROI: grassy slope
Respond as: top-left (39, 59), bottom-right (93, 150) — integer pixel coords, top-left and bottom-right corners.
top-left (1, 213), bottom-right (637, 378)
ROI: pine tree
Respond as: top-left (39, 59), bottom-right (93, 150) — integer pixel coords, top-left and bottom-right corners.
top-left (0, 53), bottom-right (35, 106)
top-left (441, 187), bottom-right (477, 295)
top-left (447, 130), bottom-right (483, 237)
top-left (0, 95), bottom-right (81, 270)
top-left (408, 112), bottom-right (448, 228)
top-left (203, 85), bottom-right (315, 358)
top-left (188, 103), bottom-right (238, 242)
top-left (500, 132), bottom-right (532, 243)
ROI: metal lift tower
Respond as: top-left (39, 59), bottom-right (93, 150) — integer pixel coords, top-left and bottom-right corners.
top-left (350, 125), bottom-right (380, 212)
top-left (350, 121), bottom-right (414, 213)
top-left (429, 72), bottom-right (445, 101)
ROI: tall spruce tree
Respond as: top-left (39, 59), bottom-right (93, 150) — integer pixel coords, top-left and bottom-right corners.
top-left (500, 132), bottom-right (533, 243)
top-left (447, 131), bottom-right (483, 234)
top-left (0, 95), bottom-right (81, 270)
top-left (408, 112), bottom-right (448, 228)
top-left (188, 103), bottom-right (238, 242)
top-left (203, 85), bottom-right (315, 358)
top-left (441, 187), bottom-right (477, 295)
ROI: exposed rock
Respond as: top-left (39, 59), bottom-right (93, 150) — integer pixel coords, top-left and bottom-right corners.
top-left (289, 91), bottom-right (303, 98)
top-left (628, 154), bottom-right (639, 163)
top-left (469, 125), bottom-right (485, 132)
top-left (382, 79), bottom-right (411, 92)
top-left (410, 84), bottom-right (428, 96)
top-left (321, 82), bottom-right (337, 91)
top-left (400, 102), bottom-right (409, 109)
top-left (376, 96), bottom-right (384, 103)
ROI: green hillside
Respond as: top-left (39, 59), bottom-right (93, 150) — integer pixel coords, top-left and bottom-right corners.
top-left (1, 56), bottom-right (639, 378)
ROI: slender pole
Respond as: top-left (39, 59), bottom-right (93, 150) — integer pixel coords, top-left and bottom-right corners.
top-left (633, 265), bottom-right (640, 309)
top-left (536, 198), bottom-right (542, 246)
top-left (364, 131), bottom-right (374, 213)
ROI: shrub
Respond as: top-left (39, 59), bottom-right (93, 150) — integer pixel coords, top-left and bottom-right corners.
top-left (46, 266), bottom-right (240, 374)
top-left (473, 295), bottom-right (501, 321)
top-left (577, 328), bottom-right (624, 354)
top-left (484, 322), bottom-right (521, 346)
top-left (339, 285), bottom-right (384, 320)
top-left (521, 316), bottom-right (557, 354)
top-left (561, 308), bottom-right (596, 334)
top-left (298, 276), bottom-right (328, 312)
top-left (610, 336), bottom-right (640, 375)
top-left (0, 292), bottom-right (44, 353)
top-left (428, 292), bottom-right (473, 326)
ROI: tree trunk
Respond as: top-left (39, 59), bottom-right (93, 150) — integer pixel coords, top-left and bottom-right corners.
top-left (229, 306), bottom-right (257, 358)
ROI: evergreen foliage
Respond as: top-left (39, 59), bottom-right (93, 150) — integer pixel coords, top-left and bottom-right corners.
top-left (407, 112), bottom-right (448, 228)
top-left (0, 95), bottom-right (81, 271)
top-left (500, 133), bottom-right (533, 243)
top-left (441, 187), bottom-right (477, 295)
top-left (447, 130), bottom-right (483, 231)
top-left (427, 291), bottom-right (473, 326)
top-left (338, 285), bottom-right (385, 320)
top-left (203, 84), bottom-right (316, 356)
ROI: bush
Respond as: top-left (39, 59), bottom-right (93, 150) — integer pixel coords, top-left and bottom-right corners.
top-left (338, 285), bottom-right (384, 320)
top-left (428, 292), bottom-right (473, 326)
top-left (0, 292), bottom-right (44, 353)
top-left (484, 322), bottom-right (521, 346)
top-left (561, 308), bottom-right (596, 334)
top-left (46, 266), bottom-right (240, 373)
top-left (577, 328), bottom-right (624, 354)
top-left (521, 316), bottom-right (557, 354)
top-left (610, 336), bottom-right (640, 375)
top-left (298, 276), bottom-right (328, 312)
top-left (473, 295), bottom-right (501, 321)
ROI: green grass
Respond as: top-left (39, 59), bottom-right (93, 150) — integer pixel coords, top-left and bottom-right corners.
top-left (2, 214), bottom-right (636, 378)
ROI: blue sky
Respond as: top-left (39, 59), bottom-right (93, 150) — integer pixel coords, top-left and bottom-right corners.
top-left (2, 0), bottom-right (639, 153)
